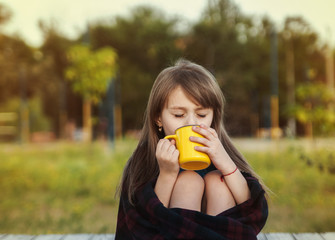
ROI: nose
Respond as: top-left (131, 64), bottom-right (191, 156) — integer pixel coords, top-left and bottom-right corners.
top-left (185, 114), bottom-right (198, 126)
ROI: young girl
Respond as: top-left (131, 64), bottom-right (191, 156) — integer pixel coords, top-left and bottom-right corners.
top-left (116, 59), bottom-right (268, 240)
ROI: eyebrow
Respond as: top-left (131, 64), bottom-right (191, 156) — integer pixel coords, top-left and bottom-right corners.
top-left (169, 106), bottom-right (209, 111)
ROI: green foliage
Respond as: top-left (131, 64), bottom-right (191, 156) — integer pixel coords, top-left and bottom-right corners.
top-left (1, 1), bottom-right (335, 137)
top-left (0, 35), bottom-right (34, 104)
top-left (91, 6), bottom-right (182, 129)
top-left (28, 97), bottom-right (52, 132)
top-left (0, 97), bottom-right (51, 133)
top-left (35, 22), bottom-right (75, 132)
top-left (184, 0), bottom-right (276, 135)
top-left (65, 45), bottom-right (118, 103)
top-left (287, 82), bottom-right (335, 135)
top-left (296, 82), bottom-right (335, 103)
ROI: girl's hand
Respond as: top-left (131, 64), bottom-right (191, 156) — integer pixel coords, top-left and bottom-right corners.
top-left (156, 138), bottom-right (180, 176)
top-left (190, 124), bottom-right (236, 175)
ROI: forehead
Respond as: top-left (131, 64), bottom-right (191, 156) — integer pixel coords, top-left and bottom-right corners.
top-left (165, 86), bottom-right (201, 108)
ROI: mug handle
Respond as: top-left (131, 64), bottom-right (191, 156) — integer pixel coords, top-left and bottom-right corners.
top-left (164, 135), bottom-right (176, 140)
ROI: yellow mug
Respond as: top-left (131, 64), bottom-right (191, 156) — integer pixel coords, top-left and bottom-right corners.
top-left (164, 125), bottom-right (210, 170)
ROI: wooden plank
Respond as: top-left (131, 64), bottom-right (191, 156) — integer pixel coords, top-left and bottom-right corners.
top-left (90, 234), bottom-right (115, 240)
top-left (293, 233), bottom-right (324, 240)
top-left (257, 232), bottom-right (268, 240)
top-left (264, 233), bottom-right (295, 240)
top-left (105, 234), bottom-right (116, 240)
top-left (62, 234), bottom-right (93, 240)
top-left (2, 233), bottom-right (335, 240)
top-left (322, 232), bottom-right (335, 240)
top-left (33, 235), bottom-right (64, 240)
top-left (0, 235), bottom-right (34, 240)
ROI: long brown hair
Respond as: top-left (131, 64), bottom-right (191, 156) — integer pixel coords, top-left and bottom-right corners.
top-left (119, 59), bottom-right (265, 204)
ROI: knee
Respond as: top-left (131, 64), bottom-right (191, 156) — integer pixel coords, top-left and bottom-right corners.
top-left (204, 170), bottom-right (223, 187)
top-left (170, 171), bottom-right (204, 211)
top-left (176, 170), bottom-right (204, 190)
top-left (204, 170), bottom-right (236, 215)
top-left (204, 170), bottom-right (231, 194)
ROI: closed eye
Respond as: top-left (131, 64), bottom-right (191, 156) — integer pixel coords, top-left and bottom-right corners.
top-left (174, 114), bottom-right (184, 118)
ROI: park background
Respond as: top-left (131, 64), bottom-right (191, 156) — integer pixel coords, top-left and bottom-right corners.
top-left (0, 0), bottom-right (334, 234)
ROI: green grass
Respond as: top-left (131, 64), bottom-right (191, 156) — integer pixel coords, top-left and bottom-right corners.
top-left (0, 139), bottom-right (137, 234)
top-left (242, 140), bottom-right (335, 232)
top-left (0, 138), bottom-right (334, 234)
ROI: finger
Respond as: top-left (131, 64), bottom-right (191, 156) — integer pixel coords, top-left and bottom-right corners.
top-left (199, 124), bottom-right (218, 137)
top-left (157, 139), bottom-right (172, 153)
top-left (189, 136), bottom-right (210, 146)
top-left (192, 125), bottom-right (213, 140)
top-left (173, 150), bottom-right (180, 164)
top-left (194, 145), bottom-right (210, 154)
top-left (167, 142), bottom-right (177, 154)
top-left (207, 127), bottom-right (218, 138)
top-left (156, 139), bottom-right (165, 151)
top-left (160, 139), bottom-right (177, 155)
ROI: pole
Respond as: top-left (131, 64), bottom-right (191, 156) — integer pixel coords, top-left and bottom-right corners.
top-left (114, 71), bottom-right (122, 138)
top-left (19, 65), bottom-right (29, 143)
top-left (325, 28), bottom-right (334, 94)
top-left (82, 23), bottom-right (92, 142)
top-left (59, 80), bottom-right (67, 139)
top-left (270, 27), bottom-right (280, 139)
top-left (286, 38), bottom-right (296, 137)
top-left (106, 80), bottom-right (115, 148)
top-left (325, 44), bottom-right (334, 94)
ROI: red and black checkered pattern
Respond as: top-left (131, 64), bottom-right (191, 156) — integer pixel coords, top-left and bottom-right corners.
top-left (115, 173), bottom-right (268, 240)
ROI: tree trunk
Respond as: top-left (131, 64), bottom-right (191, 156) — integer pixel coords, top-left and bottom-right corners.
top-left (82, 99), bottom-right (92, 142)
top-left (305, 102), bottom-right (313, 139)
top-left (286, 40), bottom-right (296, 137)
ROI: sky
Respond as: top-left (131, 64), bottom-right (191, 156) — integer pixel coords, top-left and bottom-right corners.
top-left (1, 0), bottom-right (334, 47)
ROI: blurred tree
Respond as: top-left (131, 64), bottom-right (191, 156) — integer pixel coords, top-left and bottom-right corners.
top-left (0, 35), bottom-right (35, 144)
top-left (184, 0), bottom-right (274, 136)
top-left (280, 17), bottom-right (323, 86)
top-left (38, 20), bottom-right (74, 138)
top-left (65, 44), bottom-right (118, 141)
top-left (3, 1), bottom-right (332, 139)
top-left (185, 0), bottom-right (243, 69)
top-left (279, 16), bottom-right (326, 136)
top-left (90, 6), bottom-right (182, 131)
top-left (0, 35), bottom-right (34, 103)
top-left (290, 82), bottom-right (335, 138)
top-left (0, 4), bottom-right (53, 142)
top-left (0, 96), bottom-right (51, 133)
top-left (0, 4), bottom-right (34, 103)
top-left (0, 3), bottom-right (11, 25)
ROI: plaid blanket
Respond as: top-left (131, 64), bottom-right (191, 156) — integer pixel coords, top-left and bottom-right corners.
top-left (115, 173), bottom-right (268, 240)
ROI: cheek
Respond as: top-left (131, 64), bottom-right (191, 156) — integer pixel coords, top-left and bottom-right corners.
top-left (204, 114), bottom-right (214, 127)
top-left (164, 129), bottom-right (175, 136)
top-left (162, 122), bottom-right (179, 135)
top-left (161, 118), bottom-right (182, 136)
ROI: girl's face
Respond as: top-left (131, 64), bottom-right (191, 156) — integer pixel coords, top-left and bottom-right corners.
top-left (157, 86), bottom-right (214, 136)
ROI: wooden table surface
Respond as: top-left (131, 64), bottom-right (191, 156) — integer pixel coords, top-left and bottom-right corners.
top-left (1, 233), bottom-right (335, 240)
